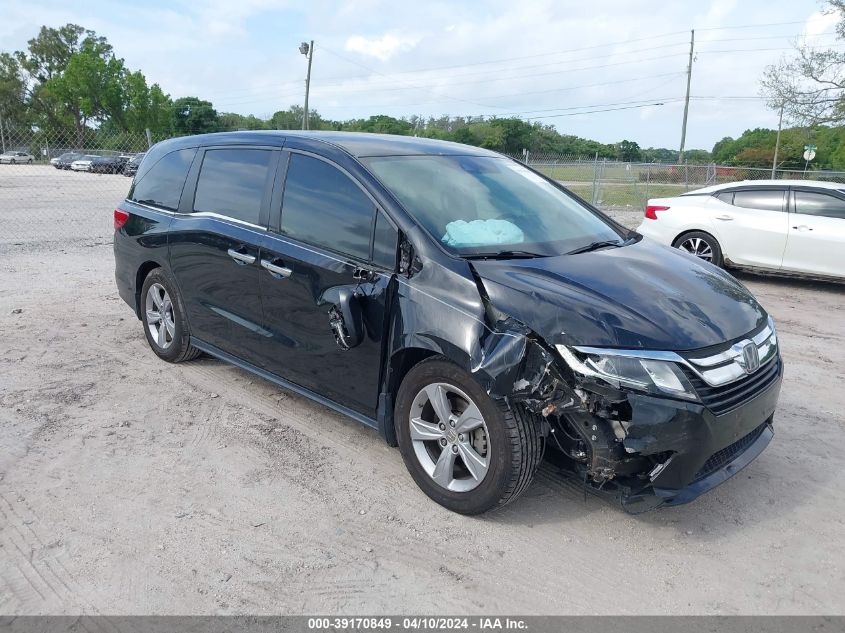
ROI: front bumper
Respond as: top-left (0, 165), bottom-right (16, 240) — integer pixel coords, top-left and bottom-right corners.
top-left (617, 357), bottom-right (782, 511)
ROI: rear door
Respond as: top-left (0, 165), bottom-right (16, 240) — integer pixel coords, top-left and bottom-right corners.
top-left (711, 187), bottom-right (789, 269)
top-left (169, 145), bottom-right (280, 359)
top-left (781, 188), bottom-right (845, 277)
top-left (256, 150), bottom-right (399, 417)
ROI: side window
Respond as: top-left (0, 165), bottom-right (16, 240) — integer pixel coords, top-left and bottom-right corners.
top-left (130, 148), bottom-right (196, 210)
top-left (281, 153), bottom-right (375, 260)
top-left (193, 149), bottom-right (274, 225)
top-left (793, 190), bottom-right (845, 220)
top-left (372, 211), bottom-right (399, 270)
top-left (715, 192), bottom-right (734, 205)
top-left (732, 189), bottom-right (785, 212)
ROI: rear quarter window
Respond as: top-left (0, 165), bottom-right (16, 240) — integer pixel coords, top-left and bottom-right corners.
top-left (129, 148), bottom-right (197, 210)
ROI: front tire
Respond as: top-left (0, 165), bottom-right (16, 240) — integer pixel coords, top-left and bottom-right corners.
top-left (395, 358), bottom-right (545, 515)
top-left (673, 230), bottom-right (724, 267)
top-left (140, 268), bottom-right (201, 363)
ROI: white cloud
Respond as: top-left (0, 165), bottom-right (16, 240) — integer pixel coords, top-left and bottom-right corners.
top-left (345, 32), bottom-right (420, 61)
top-left (802, 10), bottom-right (839, 43)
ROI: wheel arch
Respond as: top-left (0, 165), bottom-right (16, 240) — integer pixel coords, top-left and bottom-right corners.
top-left (378, 346), bottom-right (442, 446)
top-left (134, 260), bottom-right (163, 319)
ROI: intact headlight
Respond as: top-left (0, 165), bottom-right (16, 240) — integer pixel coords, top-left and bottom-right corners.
top-left (555, 345), bottom-right (699, 401)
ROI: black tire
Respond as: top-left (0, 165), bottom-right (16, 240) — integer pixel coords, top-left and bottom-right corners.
top-left (395, 358), bottom-right (545, 515)
top-left (672, 230), bottom-right (724, 267)
top-left (139, 268), bottom-right (201, 363)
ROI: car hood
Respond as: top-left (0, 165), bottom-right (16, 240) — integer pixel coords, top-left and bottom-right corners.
top-left (470, 239), bottom-right (766, 351)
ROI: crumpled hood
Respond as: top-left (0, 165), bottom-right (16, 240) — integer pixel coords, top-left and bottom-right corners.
top-left (471, 239), bottom-right (766, 351)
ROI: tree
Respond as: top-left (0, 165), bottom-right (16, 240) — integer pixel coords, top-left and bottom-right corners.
top-left (45, 37), bottom-right (126, 144)
top-left (761, 1), bottom-right (845, 125)
top-left (0, 53), bottom-right (28, 127)
top-left (615, 139), bottom-right (641, 162)
top-left (118, 70), bottom-right (173, 136)
top-left (172, 97), bottom-right (218, 135)
top-left (14, 24), bottom-right (121, 137)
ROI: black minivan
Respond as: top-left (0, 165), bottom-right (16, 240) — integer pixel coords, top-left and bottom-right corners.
top-left (114, 131), bottom-right (782, 514)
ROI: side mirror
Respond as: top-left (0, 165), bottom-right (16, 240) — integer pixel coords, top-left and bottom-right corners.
top-left (326, 287), bottom-right (364, 350)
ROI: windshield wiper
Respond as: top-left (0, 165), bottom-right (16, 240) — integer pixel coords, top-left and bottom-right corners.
top-left (566, 239), bottom-right (625, 255)
top-left (462, 249), bottom-right (549, 260)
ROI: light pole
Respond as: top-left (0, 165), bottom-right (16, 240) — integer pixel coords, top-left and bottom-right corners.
top-left (299, 40), bottom-right (314, 130)
top-left (771, 102), bottom-right (784, 179)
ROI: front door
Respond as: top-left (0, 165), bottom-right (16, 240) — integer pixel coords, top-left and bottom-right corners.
top-left (713, 188), bottom-right (789, 269)
top-left (169, 146), bottom-right (280, 357)
top-left (781, 188), bottom-right (845, 277)
top-left (256, 151), bottom-right (398, 417)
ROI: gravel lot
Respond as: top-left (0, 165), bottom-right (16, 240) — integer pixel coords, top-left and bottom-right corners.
top-left (1, 166), bottom-right (844, 615)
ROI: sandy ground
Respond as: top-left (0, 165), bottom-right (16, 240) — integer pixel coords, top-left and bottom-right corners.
top-left (0, 166), bottom-right (844, 615)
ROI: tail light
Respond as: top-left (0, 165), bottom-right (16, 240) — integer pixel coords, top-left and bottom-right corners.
top-left (645, 205), bottom-right (669, 220)
top-left (114, 209), bottom-right (129, 230)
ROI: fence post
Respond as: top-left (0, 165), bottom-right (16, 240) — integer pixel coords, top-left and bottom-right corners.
top-left (0, 113), bottom-right (5, 154)
top-left (645, 164), bottom-right (651, 204)
top-left (591, 152), bottom-right (599, 205)
top-left (145, 128), bottom-right (153, 148)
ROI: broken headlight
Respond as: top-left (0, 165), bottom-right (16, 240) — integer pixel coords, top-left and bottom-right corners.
top-left (555, 345), bottom-right (699, 401)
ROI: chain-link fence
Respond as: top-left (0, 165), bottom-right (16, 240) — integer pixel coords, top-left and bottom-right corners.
top-left (0, 127), bottom-right (152, 249)
top-left (4, 128), bottom-right (845, 250)
top-left (512, 151), bottom-right (845, 214)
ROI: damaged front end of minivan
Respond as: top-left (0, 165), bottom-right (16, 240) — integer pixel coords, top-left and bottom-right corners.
top-left (456, 305), bottom-right (780, 513)
top-left (377, 239), bottom-right (782, 512)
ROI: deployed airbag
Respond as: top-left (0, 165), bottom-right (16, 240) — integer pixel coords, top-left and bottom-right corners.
top-left (442, 219), bottom-right (524, 248)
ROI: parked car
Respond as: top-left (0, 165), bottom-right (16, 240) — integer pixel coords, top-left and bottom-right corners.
top-left (638, 179), bottom-right (845, 281)
top-left (52, 152), bottom-right (82, 169)
top-left (70, 155), bottom-right (100, 171)
top-left (123, 152), bottom-right (145, 177)
top-left (91, 155), bottom-right (129, 174)
top-left (114, 132), bottom-right (782, 515)
top-left (0, 151), bottom-right (34, 164)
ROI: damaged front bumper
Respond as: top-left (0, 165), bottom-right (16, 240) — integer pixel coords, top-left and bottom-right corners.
top-left (548, 355), bottom-right (782, 512)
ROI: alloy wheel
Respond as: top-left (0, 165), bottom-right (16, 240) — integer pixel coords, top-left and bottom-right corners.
top-left (680, 237), bottom-right (713, 261)
top-left (408, 382), bottom-right (490, 492)
top-left (145, 283), bottom-right (175, 349)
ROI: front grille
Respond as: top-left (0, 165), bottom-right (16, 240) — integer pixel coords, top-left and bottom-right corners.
top-left (694, 423), bottom-right (768, 481)
top-left (683, 356), bottom-right (781, 416)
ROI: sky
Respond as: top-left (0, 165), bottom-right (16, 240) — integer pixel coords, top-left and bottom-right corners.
top-left (0, 0), bottom-right (840, 151)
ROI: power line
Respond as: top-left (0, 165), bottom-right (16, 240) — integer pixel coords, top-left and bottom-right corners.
top-left (318, 46), bottom-right (506, 110)
top-left (194, 24), bottom-right (839, 102)
top-left (695, 19), bottom-right (810, 31)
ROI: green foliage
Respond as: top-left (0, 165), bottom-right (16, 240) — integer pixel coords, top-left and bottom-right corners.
top-left (710, 125), bottom-right (845, 170)
top-left (172, 97), bottom-right (218, 135)
top-left (615, 139), bottom-right (641, 162)
top-left (0, 52), bottom-right (27, 124)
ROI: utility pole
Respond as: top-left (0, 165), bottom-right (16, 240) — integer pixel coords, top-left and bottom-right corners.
top-left (678, 29), bottom-right (695, 164)
top-left (300, 40), bottom-right (314, 130)
top-left (771, 102), bottom-right (784, 179)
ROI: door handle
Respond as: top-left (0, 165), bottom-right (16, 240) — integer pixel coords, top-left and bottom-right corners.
top-left (227, 248), bottom-right (256, 265)
top-left (792, 225), bottom-right (813, 231)
top-left (715, 215), bottom-right (733, 221)
top-left (261, 259), bottom-right (293, 278)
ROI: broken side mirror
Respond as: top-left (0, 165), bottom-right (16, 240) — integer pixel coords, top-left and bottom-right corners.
top-left (326, 287), bottom-right (364, 350)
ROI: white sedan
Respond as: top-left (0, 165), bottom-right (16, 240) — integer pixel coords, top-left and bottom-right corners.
top-left (0, 151), bottom-right (34, 164)
top-left (637, 179), bottom-right (845, 281)
top-left (70, 155), bottom-right (99, 171)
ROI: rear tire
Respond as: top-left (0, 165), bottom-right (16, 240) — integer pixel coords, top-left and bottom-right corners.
top-left (395, 358), bottom-right (545, 515)
top-left (140, 268), bottom-right (201, 363)
top-left (673, 230), bottom-right (724, 267)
